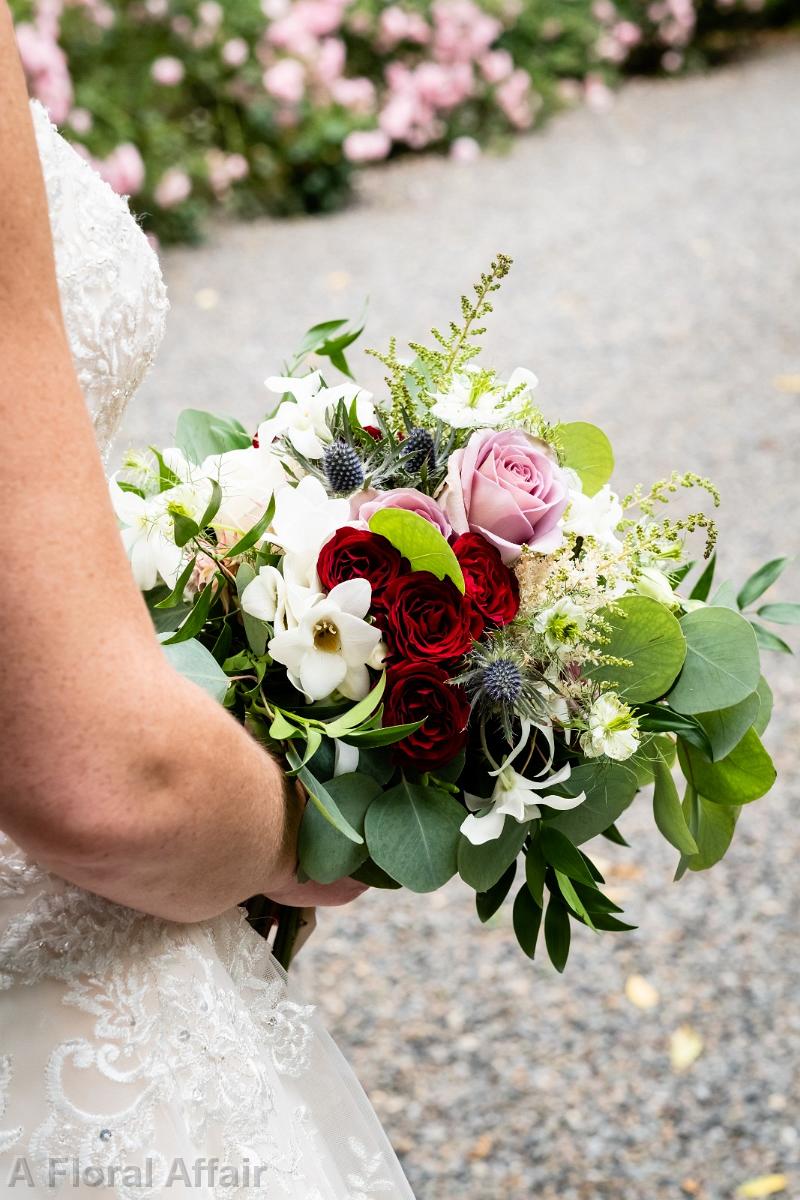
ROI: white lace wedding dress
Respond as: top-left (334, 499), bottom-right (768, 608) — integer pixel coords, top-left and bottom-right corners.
top-left (0, 103), bottom-right (415, 1200)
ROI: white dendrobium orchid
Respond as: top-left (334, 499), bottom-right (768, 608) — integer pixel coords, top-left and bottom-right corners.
top-left (563, 484), bottom-right (624, 550)
top-left (269, 477), bottom-right (352, 588)
top-left (430, 365), bottom-right (539, 429)
top-left (201, 446), bottom-right (287, 536)
top-left (580, 693), bottom-right (640, 761)
top-left (259, 372), bottom-right (376, 459)
top-left (110, 481), bottom-right (184, 592)
top-left (239, 563), bottom-right (317, 634)
top-left (461, 763), bottom-right (586, 845)
top-left (268, 579), bottom-right (383, 702)
top-left (533, 597), bottom-right (589, 660)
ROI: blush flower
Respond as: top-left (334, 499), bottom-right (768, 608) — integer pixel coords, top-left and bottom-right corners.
top-left (441, 428), bottom-right (569, 563)
top-left (354, 488), bottom-right (451, 539)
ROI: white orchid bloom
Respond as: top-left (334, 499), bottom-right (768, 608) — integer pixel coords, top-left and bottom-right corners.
top-left (268, 578), bottom-right (382, 702)
top-left (110, 481), bottom-right (184, 592)
top-left (430, 364), bottom-right (539, 429)
top-left (563, 484), bottom-right (623, 550)
top-left (269, 477), bottom-right (352, 588)
top-left (580, 694), bottom-right (640, 762)
top-left (240, 563), bottom-right (318, 634)
top-left (259, 372), bottom-right (375, 459)
top-left (461, 762), bottom-right (586, 846)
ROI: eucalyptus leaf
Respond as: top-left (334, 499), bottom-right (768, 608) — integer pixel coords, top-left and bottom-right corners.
top-left (160, 636), bottom-right (230, 703)
top-left (756, 602), bottom-right (800, 625)
top-left (636, 704), bottom-right (713, 759)
top-left (365, 779), bottom-right (464, 893)
top-left (652, 760), bottom-right (698, 855)
top-left (709, 580), bottom-right (739, 610)
top-left (587, 595), bottom-right (687, 704)
top-left (458, 816), bottom-right (529, 892)
top-left (557, 422), bottom-right (614, 497)
top-left (368, 508), bottom-right (465, 593)
top-left (696, 692), bottom-right (761, 761)
top-left (753, 676), bottom-right (773, 737)
top-left (544, 762), bottom-right (638, 845)
top-left (350, 858), bottom-right (402, 889)
top-left (679, 793), bottom-right (739, 873)
top-left (286, 748), bottom-right (363, 844)
top-left (667, 606), bottom-right (760, 715)
top-left (298, 774), bottom-right (379, 883)
top-left (175, 408), bottom-right (252, 463)
top-left (737, 557), bottom-right (791, 609)
top-left (678, 729), bottom-right (776, 806)
top-left (513, 886), bottom-right (543, 959)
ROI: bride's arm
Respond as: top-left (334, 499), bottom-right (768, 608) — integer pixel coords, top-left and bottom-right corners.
top-left (0, 4), bottom-right (362, 920)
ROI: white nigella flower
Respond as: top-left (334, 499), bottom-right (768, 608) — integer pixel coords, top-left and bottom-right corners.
top-left (580, 693), bottom-right (640, 761)
top-left (259, 372), bottom-right (376, 459)
top-left (563, 484), bottom-right (623, 550)
top-left (430, 365), bottom-right (538, 429)
top-left (268, 579), bottom-right (383, 702)
top-left (533, 597), bottom-right (589, 660)
top-left (635, 566), bottom-right (678, 609)
top-left (461, 763), bottom-right (586, 845)
top-left (110, 481), bottom-right (184, 592)
top-left (269, 477), bottom-right (352, 588)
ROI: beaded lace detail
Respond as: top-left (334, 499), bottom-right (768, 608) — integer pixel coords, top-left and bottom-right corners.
top-left (31, 101), bottom-right (168, 459)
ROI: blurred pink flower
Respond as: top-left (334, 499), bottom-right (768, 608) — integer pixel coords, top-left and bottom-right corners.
top-left (480, 48), bottom-right (513, 84)
top-left (69, 106), bottom-right (93, 135)
top-left (432, 0), bottom-right (501, 65)
top-left (330, 76), bottom-right (376, 113)
top-left (15, 22), bottom-right (73, 123)
top-left (198, 1), bottom-right (223, 27)
top-left (263, 58), bottom-right (306, 104)
top-left (496, 69), bottom-right (535, 130)
top-left (378, 6), bottom-right (431, 50)
top-left (313, 37), bottom-right (346, 87)
top-left (151, 55), bottom-right (185, 85)
top-left (222, 37), bottom-right (249, 67)
top-left (155, 167), bottom-right (192, 208)
top-left (97, 143), bottom-right (146, 196)
top-left (450, 135), bottom-right (481, 163)
top-left (343, 128), bottom-right (391, 163)
top-left (584, 75), bottom-right (614, 112)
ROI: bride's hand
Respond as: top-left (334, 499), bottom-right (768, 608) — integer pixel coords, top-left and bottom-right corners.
top-left (266, 876), bottom-right (368, 908)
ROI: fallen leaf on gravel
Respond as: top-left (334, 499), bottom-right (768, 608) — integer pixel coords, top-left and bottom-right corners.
top-left (681, 1179), bottom-right (701, 1195)
top-left (469, 1134), bottom-right (494, 1160)
top-left (625, 974), bottom-right (660, 1009)
top-left (736, 1175), bottom-right (788, 1197)
top-left (670, 1024), bottom-right (703, 1071)
top-left (773, 375), bottom-right (800, 394)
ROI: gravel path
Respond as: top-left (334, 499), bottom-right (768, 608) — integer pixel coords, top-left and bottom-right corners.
top-left (119, 44), bottom-right (800, 1200)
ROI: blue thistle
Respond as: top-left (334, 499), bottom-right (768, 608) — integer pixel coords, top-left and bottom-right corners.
top-left (402, 427), bottom-right (435, 473)
top-left (324, 440), bottom-right (365, 495)
top-left (481, 659), bottom-right (523, 705)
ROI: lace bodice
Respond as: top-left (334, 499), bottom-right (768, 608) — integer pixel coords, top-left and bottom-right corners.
top-left (30, 101), bottom-right (168, 457)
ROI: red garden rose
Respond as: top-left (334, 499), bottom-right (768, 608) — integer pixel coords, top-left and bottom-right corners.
top-left (380, 571), bottom-right (476, 665)
top-left (452, 532), bottom-right (520, 627)
top-left (384, 662), bottom-right (471, 772)
top-left (317, 528), bottom-right (405, 604)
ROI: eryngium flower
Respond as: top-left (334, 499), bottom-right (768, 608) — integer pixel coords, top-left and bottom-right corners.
top-left (324, 440), bottom-right (365, 495)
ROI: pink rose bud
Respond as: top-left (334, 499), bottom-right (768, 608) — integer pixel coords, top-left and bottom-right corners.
top-left (154, 167), bottom-right (192, 208)
top-left (263, 58), bottom-right (306, 105)
top-left (353, 488), bottom-right (451, 539)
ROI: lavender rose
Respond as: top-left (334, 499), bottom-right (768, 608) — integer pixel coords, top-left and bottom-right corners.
top-left (353, 487), bottom-right (452, 539)
top-left (441, 429), bottom-right (568, 563)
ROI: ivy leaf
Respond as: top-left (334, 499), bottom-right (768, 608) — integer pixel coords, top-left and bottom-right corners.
top-left (368, 508), bottom-right (465, 593)
top-left (557, 422), bottom-right (614, 496)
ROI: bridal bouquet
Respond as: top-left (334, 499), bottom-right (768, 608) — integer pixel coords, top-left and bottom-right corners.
top-left (114, 256), bottom-right (795, 970)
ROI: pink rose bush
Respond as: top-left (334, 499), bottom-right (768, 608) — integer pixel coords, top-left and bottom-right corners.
top-left (10, 0), bottom-right (789, 242)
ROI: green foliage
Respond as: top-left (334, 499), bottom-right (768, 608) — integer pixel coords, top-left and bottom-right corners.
top-left (175, 409), bottom-right (252, 463)
top-left (557, 422), bottom-right (614, 496)
top-left (543, 761), bottom-right (639, 844)
top-left (513, 885), bottom-right (543, 959)
top-left (160, 634), bottom-right (230, 702)
top-left (368, 508), bottom-right (465, 592)
top-left (476, 861), bottom-right (517, 923)
top-left (678, 730), bottom-right (776, 806)
top-left (652, 759), bottom-right (698, 855)
top-left (458, 816), bottom-right (529, 892)
top-left (588, 595), bottom-right (687, 704)
top-left (365, 779), bottom-right (464, 892)
top-left (298, 773), bottom-right (380, 883)
top-left (667, 607), bottom-right (760, 714)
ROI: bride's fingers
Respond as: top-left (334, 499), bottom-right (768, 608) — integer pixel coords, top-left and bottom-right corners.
top-left (266, 876), bottom-right (369, 908)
